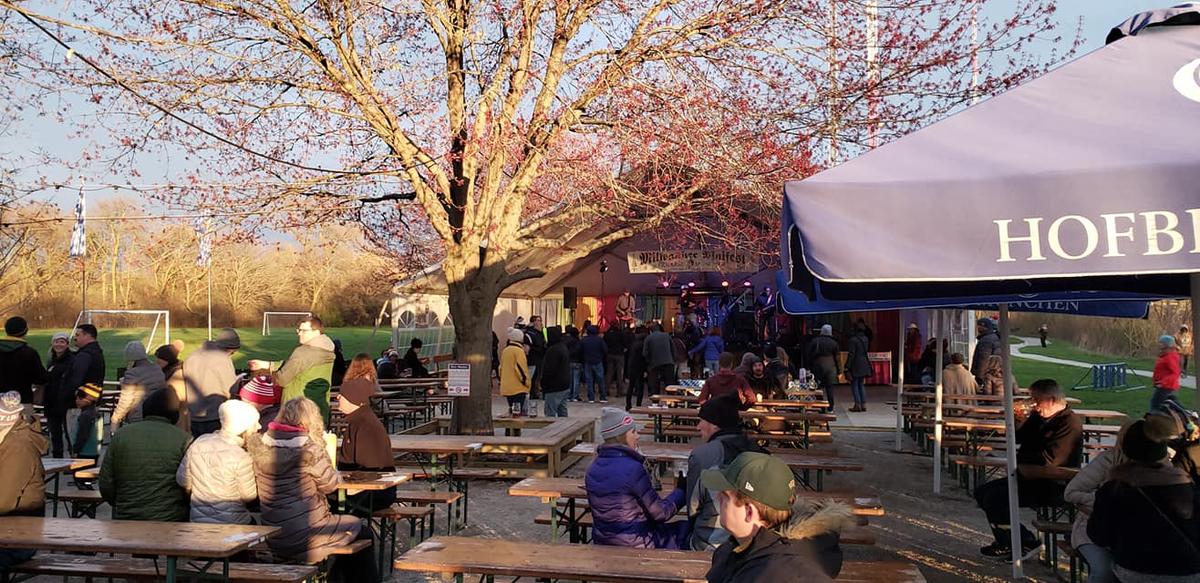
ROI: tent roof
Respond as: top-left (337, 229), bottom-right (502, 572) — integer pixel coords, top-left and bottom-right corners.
top-left (395, 226), bottom-right (772, 299)
top-left (782, 11), bottom-right (1200, 300)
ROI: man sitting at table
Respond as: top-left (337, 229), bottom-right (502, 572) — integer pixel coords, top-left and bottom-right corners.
top-left (698, 352), bottom-right (757, 410)
top-left (0, 391), bottom-right (47, 570)
top-left (686, 396), bottom-right (768, 550)
top-left (586, 407), bottom-right (689, 549)
top-left (703, 452), bottom-right (852, 582)
top-left (99, 388), bottom-right (192, 522)
top-left (973, 378), bottom-right (1083, 561)
top-left (176, 399), bottom-right (260, 524)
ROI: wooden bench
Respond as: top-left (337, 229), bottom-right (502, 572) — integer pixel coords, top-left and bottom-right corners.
top-left (373, 505), bottom-right (435, 574)
top-left (46, 487), bottom-right (105, 518)
top-left (9, 555), bottom-right (316, 582)
top-left (394, 536), bottom-right (926, 582)
top-left (395, 489), bottom-right (466, 534)
top-left (1032, 519), bottom-right (1072, 571)
top-left (533, 512), bottom-right (876, 545)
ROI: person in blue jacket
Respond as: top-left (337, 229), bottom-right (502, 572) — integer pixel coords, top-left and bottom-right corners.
top-left (585, 407), bottom-right (689, 548)
top-left (689, 327), bottom-right (726, 378)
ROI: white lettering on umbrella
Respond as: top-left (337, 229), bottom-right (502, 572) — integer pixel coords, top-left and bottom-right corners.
top-left (1142, 211), bottom-right (1185, 256)
top-left (995, 209), bottom-right (1200, 263)
top-left (1173, 58), bottom-right (1200, 104)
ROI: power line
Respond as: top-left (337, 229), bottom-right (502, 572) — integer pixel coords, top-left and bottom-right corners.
top-left (0, 207), bottom-right (347, 227)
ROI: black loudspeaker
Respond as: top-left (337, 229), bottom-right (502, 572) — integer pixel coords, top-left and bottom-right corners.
top-left (563, 287), bottom-right (578, 310)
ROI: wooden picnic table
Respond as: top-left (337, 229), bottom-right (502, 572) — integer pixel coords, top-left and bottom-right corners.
top-left (389, 435), bottom-right (482, 491)
top-left (42, 458), bottom-right (96, 518)
top-left (631, 406), bottom-right (834, 447)
top-left (0, 516), bottom-right (277, 583)
top-left (394, 536), bottom-right (925, 583)
top-left (651, 394), bottom-right (830, 410)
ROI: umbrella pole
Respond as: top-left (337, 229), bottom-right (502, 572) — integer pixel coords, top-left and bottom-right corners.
top-left (1193, 274), bottom-right (1200, 410)
top-left (895, 312), bottom-right (906, 451)
top-left (999, 304), bottom-right (1024, 577)
top-left (933, 310), bottom-right (944, 494)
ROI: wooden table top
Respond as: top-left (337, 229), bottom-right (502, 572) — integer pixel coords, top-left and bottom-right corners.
top-left (1074, 410), bottom-right (1128, 421)
top-left (651, 395), bottom-right (830, 409)
top-left (507, 477), bottom-right (884, 516)
top-left (631, 406), bottom-right (836, 423)
top-left (42, 458), bottom-right (95, 475)
top-left (394, 537), bottom-right (924, 582)
top-left (568, 442), bottom-right (862, 472)
top-left (941, 417), bottom-right (1007, 432)
top-left (337, 471), bottom-right (412, 491)
top-left (0, 517), bottom-right (277, 558)
top-left (389, 434), bottom-right (484, 455)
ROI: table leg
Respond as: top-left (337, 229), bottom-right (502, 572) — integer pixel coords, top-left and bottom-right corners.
top-left (548, 497), bottom-right (559, 543)
top-left (52, 473), bottom-right (61, 518)
top-left (166, 556), bottom-right (177, 583)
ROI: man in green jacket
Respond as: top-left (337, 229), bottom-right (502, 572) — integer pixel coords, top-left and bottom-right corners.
top-left (250, 315), bottom-right (335, 422)
top-left (99, 388), bottom-right (191, 522)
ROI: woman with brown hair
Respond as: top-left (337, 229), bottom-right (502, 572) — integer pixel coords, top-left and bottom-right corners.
top-left (248, 397), bottom-right (376, 580)
top-left (336, 354), bottom-right (395, 513)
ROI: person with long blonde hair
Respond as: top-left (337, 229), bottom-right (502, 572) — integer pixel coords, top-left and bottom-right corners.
top-left (248, 397), bottom-right (375, 579)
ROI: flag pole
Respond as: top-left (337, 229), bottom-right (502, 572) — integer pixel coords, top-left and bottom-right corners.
top-left (207, 261), bottom-right (213, 341)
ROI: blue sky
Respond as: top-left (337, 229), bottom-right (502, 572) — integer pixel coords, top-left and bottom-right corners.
top-left (11, 1), bottom-right (1175, 211)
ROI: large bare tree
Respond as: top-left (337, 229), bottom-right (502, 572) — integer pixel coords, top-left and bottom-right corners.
top-left (1, 0), bottom-right (1075, 432)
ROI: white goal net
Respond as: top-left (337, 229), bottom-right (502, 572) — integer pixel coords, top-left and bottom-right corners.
top-left (72, 309), bottom-right (171, 349)
top-left (262, 311), bottom-right (313, 336)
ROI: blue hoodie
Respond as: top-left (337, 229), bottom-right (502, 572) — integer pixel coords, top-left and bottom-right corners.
top-left (689, 335), bottom-right (725, 361)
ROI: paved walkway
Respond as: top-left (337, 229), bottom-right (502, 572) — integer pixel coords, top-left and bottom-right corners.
top-left (1010, 336), bottom-right (1196, 389)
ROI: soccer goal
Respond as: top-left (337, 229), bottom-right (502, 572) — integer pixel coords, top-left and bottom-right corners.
top-left (262, 311), bottom-right (313, 336)
top-left (72, 309), bottom-right (171, 349)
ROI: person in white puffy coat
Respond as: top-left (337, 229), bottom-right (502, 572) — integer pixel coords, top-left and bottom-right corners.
top-left (176, 399), bottom-right (260, 524)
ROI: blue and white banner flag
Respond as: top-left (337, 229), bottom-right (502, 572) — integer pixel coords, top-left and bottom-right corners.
top-left (68, 186), bottom-right (86, 258)
top-left (195, 218), bottom-right (212, 267)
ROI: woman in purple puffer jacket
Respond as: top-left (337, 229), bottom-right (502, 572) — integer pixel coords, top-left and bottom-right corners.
top-left (585, 407), bottom-right (689, 548)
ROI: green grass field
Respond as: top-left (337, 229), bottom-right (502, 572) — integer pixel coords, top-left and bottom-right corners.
top-left (22, 326), bottom-right (449, 380)
top-left (1010, 340), bottom-right (1193, 418)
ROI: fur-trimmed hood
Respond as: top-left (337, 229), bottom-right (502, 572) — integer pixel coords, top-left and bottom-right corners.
top-left (777, 499), bottom-right (857, 540)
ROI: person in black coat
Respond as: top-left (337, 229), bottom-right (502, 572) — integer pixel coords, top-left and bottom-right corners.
top-left (0, 317), bottom-right (47, 404)
top-left (626, 326), bottom-right (649, 411)
top-left (43, 332), bottom-right (75, 458)
top-left (1088, 418), bottom-right (1200, 581)
top-left (403, 338), bottom-right (429, 378)
top-left (64, 324), bottom-right (105, 457)
top-left (540, 328), bottom-right (571, 417)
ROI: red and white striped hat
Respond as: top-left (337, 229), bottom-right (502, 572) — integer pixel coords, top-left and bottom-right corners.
top-left (240, 375), bottom-right (281, 406)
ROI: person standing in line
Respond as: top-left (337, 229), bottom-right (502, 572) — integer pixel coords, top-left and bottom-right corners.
top-left (845, 323), bottom-right (871, 412)
top-left (524, 315), bottom-right (547, 398)
top-left (500, 328), bottom-right (531, 414)
top-left (251, 315), bottom-right (336, 423)
top-left (0, 316), bottom-right (47, 407)
top-left (581, 325), bottom-right (608, 403)
top-left (184, 328), bottom-right (241, 438)
top-left (903, 324), bottom-right (923, 383)
top-left (626, 325), bottom-right (649, 411)
top-left (690, 327), bottom-right (726, 378)
top-left (806, 325), bottom-right (841, 410)
top-left (111, 341), bottom-right (168, 432)
top-left (971, 317), bottom-right (1003, 384)
top-left (64, 324), bottom-right (105, 458)
top-left (42, 333), bottom-right (75, 458)
top-left (604, 324), bottom-right (628, 398)
top-left (643, 323), bottom-right (676, 396)
top-left (540, 328), bottom-right (572, 417)
top-left (1176, 324), bottom-right (1192, 378)
top-left (564, 325), bottom-right (583, 402)
top-left (1151, 334), bottom-right (1183, 411)
top-left (155, 344), bottom-right (190, 432)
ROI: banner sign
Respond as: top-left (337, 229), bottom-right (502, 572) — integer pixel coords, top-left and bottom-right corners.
top-left (627, 249), bottom-right (755, 274)
top-left (447, 363), bottom-right (471, 396)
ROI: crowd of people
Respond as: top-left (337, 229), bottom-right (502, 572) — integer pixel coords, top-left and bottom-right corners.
top-left (0, 315), bottom-right (384, 578)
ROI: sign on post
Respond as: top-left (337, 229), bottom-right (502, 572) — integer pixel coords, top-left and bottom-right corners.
top-left (448, 363), bottom-right (471, 397)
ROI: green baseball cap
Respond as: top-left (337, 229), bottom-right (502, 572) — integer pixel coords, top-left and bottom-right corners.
top-left (701, 452), bottom-right (795, 511)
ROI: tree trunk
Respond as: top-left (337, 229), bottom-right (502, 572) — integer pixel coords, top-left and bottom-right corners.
top-left (446, 259), bottom-right (506, 435)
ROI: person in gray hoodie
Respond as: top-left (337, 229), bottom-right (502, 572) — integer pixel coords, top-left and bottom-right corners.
top-left (970, 317), bottom-right (1003, 383)
top-left (110, 341), bottom-right (168, 432)
top-left (183, 328), bottom-right (241, 437)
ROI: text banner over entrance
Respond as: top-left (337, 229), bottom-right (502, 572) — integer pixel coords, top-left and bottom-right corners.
top-left (627, 249), bottom-right (754, 274)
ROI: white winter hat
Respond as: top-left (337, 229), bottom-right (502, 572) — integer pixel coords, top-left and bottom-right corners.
top-left (219, 399), bottom-right (261, 436)
top-left (507, 328), bottom-right (525, 343)
top-left (820, 324), bottom-right (833, 336)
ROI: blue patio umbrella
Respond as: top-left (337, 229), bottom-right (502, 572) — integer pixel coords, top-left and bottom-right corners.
top-left (779, 6), bottom-right (1200, 575)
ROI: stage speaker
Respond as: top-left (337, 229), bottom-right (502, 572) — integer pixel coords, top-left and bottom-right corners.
top-left (563, 286), bottom-right (578, 310)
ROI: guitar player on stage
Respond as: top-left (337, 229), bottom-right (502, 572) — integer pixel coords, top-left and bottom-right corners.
top-left (615, 289), bottom-right (637, 326)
